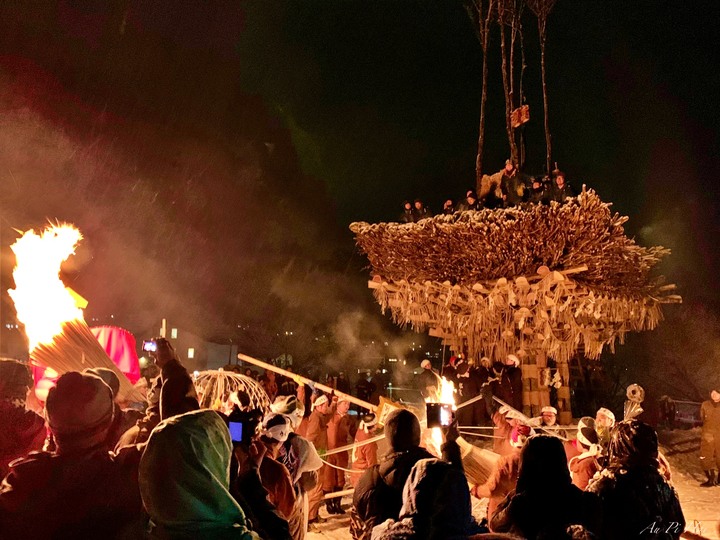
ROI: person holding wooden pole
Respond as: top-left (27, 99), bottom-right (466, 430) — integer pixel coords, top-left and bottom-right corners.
top-left (306, 394), bottom-right (335, 525)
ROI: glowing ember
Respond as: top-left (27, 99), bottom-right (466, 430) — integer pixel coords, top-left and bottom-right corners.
top-left (8, 224), bottom-right (84, 351)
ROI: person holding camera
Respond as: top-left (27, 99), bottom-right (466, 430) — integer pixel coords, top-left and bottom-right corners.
top-left (117, 337), bottom-right (198, 448)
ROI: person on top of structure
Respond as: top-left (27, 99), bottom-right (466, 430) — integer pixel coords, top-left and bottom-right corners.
top-left (527, 176), bottom-right (550, 205)
top-left (442, 199), bottom-right (455, 215)
top-left (549, 169), bottom-right (576, 203)
top-left (455, 191), bottom-right (480, 212)
top-left (595, 407), bottom-right (616, 451)
top-left (412, 199), bottom-right (432, 221)
top-left (699, 388), bottom-right (720, 487)
top-left (500, 159), bottom-right (527, 207)
top-left (399, 201), bottom-right (415, 223)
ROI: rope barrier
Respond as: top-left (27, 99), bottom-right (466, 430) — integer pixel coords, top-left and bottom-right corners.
top-left (319, 457), bottom-right (368, 474)
top-left (322, 432), bottom-right (384, 457)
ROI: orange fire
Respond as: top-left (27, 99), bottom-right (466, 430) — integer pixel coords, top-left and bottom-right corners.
top-left (425, 376), bottom-right (456, 455)
top-left (8, 224), bottom-right (84, 351)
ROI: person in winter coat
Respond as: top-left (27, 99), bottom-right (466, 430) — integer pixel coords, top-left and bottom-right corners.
top-left (351, 413), bottom-right (379, 487)
top-left (699, 388), bottom-right (720, 486)
top-left (117, 337), bottom-right (198, 448)
top-left (371, 421), bottom-right (485, 540)
top-left (140, 408), bottom-right (261, 539)
top-left (471, 424), bottom-right (531, 527)
top-left (272, 395), bottom-right (323, 540)
top-left (412, 199), bottom-right (432, 221)
top-left (351, 409), bottom-right (434, 540)
top-left (325, 398), bottom-right (356, 514)
top-left (587, 420), bottom-right (685, 539)
top-left (400, 201), bottom-right (415, 223)
top-left (0, 359), bottom-right (45, 479)
top-left (456, 191), bottom-right (481, 212)
top-left (549, 169), bottom-right (576, 203)
top-left (500, 160), bottom-right (527, 207)
top-left (491, 434), bottom-right (601, 539)
top-left (0, 371), bottom-right (144, 540)
top-left (568, 417), bottom-right (601, 490)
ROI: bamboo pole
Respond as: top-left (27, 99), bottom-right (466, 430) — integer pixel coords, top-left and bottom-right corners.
top-left (237, 353), bottom-right (377, 412)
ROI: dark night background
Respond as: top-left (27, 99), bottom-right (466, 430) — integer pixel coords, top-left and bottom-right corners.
top-left (0, 1), bottom-right (718, 406)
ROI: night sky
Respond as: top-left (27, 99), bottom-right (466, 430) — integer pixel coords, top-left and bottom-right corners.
top-left (0, 1), bottom-right (718, 395)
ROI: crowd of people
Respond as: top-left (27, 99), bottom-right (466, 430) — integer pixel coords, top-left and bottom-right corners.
top-left (399, 162), bottom-right (577, 223)
top-left (0, 342), bottom-right (715, 539)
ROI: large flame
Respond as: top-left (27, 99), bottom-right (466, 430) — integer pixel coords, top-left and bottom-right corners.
top-left (425, 376), bottom-right (456, 455)
top-left (8, 224), bottom-right (84, 352)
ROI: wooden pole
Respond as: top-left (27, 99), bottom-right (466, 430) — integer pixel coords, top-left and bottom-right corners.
top-left (237, 353), bottom-right (377, 412)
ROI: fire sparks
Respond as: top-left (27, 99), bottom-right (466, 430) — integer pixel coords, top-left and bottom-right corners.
top-left (8, 224), bottom-right (84, 351)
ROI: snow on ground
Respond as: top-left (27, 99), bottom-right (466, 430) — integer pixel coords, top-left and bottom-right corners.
top-left (307, 429), bottom-right (720, 539)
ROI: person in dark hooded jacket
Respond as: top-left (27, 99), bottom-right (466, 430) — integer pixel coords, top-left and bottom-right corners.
top-left (370, 456), bottom-right (485, 540)
top-left (491, 434), bottom-right (601, 539)
top-left (351, 409), bottom-right (434, 540)
top-left (0, 359), bottom-right (45, 479)
top-left (586, 420), bottom-right (685, 540)
top-left (0, 371), bottom-right (144, 540)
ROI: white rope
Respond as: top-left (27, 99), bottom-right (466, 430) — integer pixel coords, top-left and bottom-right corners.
top-left (323, 432), bottom-right (384, 456)
top-left (320, 457), bottom-right (367, 474)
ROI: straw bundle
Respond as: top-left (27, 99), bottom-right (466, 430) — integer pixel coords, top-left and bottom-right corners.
top-left (351, 189), bottom-right (681, 362)
top-left (456, 436), bottom-right (501, 485)
top-left (194, 370), bottom-right (271, 411)
top-left (31, 319), bottom-right (144, 402)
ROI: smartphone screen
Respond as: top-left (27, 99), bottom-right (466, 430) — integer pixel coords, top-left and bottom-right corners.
top-left (142, 340), bottom-right (157, 353)
top-left (228, 421), bottom-right (243, 443)
top-left (426, 402), bottom-right (453, 428)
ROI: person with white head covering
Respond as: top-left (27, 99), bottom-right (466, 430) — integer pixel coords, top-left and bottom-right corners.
top-left (351, 413), bottom-right (379, 488)
top-left (416, 359), bottom-right (439, 400)
top-left (568, 417), bottom-right (601, 490)
top-left (257, 412), bottom-right (297, 521)
top-left (595, 407), bottom-right (616, 450)
top-left (325, 397), bottom-right (356, 514)
top-left (272, 395), bottom-right (322, 540)
top-left (306, 393), bottom-right (335, 525)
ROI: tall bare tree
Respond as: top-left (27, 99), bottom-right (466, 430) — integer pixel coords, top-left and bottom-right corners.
top-left (527, 0), bottom-right (557, 174)
top-left (466, 0), bottom-right (497, 190)
top-left (497, 0), bottom-right (523, 165)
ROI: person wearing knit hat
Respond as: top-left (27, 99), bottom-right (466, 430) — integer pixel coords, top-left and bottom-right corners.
top-left (568, 417), bottom-right (601, 490)
top-left (46, 371), bottom-right (115, 453)
top-left (0, 358), bottom-right (45, 478)
top-left (0, 370), bottom-right (144, 539)
top-left (351, 409), bottom-right (434, 538)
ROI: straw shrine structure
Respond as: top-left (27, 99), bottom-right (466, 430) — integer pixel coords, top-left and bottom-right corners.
top-left (351, 189), bottom-right (681, 422)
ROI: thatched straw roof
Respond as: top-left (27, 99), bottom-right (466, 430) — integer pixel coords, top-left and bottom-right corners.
top-left (350, 189), bottom-right (680, 363)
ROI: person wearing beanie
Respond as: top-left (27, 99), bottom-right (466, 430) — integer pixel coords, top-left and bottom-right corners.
top-left (306, 393), bottom-right (336, 525)
top-left (587, 420), bottom-right (685, 539)
top-left (84, 367), bottom-right (143, 451)
top-left (256, 413), bottom-right (297, 521)
top-left (0, 358), bottom-right (45, 479)
top-left (0, 371), bottom-right (144, 539)
top-left (568, 417), bottom-right (601, 490)
top-left (272, 396), bottom-right (323, 540)
top-left (325, 398), bottom-right (356, 514)
top-left (351, 409), bottom-right (434, 539)
top-left (350, 413), bottom-right (379, 488)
